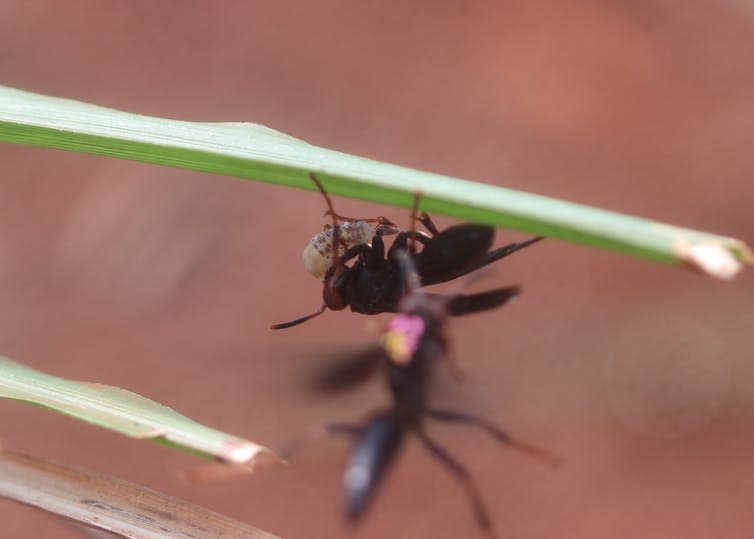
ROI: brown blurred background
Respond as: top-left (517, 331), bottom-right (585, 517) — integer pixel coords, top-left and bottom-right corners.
top-left (1, 1), bottom-right (754, 538)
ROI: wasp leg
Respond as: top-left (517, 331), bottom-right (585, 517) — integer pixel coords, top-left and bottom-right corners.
top-left (417, 211), bottom-right (441, 236)
top-left (390, 230), bottom-right (433, 250)
top-left (280, 422), bottom-right (363, 461)
top-left (408, 192), bottom-right (422, 254)
top-left (309, 173), bottom-right (344, 270)
top-left (426, 409), bottom-right (560, 468)
top-left (386, 231), bottom-right (432, 272)
top-left (392, 249), bottom-right (422, 295)
top-left (309, 173), bottom-right (339, 223)
top-left (441, 337), bottom-right (466, 382)
top-left (311, 172), bottom-right (398, 232)
top-left (323, 210), bottom-right (398, 229)
top-left (338, 243), bottom-right (371, 265)
top-left (416, 428), bottom-right (494, 533)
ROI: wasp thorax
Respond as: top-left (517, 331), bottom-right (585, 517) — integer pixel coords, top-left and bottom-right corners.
top-left (302, 221), bottom-right (375, 279)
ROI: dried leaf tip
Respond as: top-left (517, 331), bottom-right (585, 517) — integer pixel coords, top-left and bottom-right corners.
top-left (181, 445), bottom-right (283, 484)
top-left (222, 440), bottom-right (283, 467)
top-left (674, 240), bottom-right (745, 280)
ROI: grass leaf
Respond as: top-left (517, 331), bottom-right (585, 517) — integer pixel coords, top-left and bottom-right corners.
top-left (0, 356), bottom-right (276, 466)
top-left (0, 85), bottom-right (750, 278)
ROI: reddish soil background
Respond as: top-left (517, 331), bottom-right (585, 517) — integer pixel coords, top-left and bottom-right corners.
top-left (2, 1), bottom-right (754, 538)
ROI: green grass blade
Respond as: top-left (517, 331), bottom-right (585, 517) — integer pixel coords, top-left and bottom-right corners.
top-left (0, 449), bottom-right (280, 539)
top-left (0, 357), bottom-right (276, 466)
top-left (0, 85), bottom-right (750, 278)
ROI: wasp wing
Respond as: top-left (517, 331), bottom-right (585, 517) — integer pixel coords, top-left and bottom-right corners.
top-left (440, 285), bottom-right (522, 316)
top-left (418, 224), bottom-right (495, 286)
top-left (310, 345), bottom-right (384, 392)
top-left (421, 232), bottom-right (544, 287)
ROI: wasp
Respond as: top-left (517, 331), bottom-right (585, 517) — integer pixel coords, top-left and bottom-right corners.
top-left (271, 174), bottom-right (543, 329)
top-left (287, 242), bottom-right (558, 533)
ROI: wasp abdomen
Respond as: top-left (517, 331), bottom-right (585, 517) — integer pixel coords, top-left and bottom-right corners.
top-left (344, 412), bottom-right (405, 521)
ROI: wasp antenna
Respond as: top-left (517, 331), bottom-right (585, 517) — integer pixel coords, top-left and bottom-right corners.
top-left (409, 191), bottom-right (422, 255)
top-left (270, 303), bottom-right (327, 330)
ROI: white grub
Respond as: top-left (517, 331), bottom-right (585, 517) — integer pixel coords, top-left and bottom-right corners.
top-left (302, 221), bottom-right (375, 279)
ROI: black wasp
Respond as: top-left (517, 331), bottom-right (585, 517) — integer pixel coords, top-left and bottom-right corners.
top-left (287, 242), bottom-right (559, 534)
top-left (270, 173), bottom-right (542, 329)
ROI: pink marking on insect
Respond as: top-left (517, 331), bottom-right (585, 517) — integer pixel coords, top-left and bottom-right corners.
top-left (382, 315), bottom-right (426, 365)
